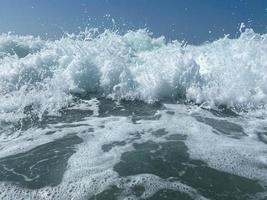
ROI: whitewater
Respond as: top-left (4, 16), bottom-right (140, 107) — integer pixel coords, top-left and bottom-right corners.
top-left (0, 27), bottom-right (267, 200)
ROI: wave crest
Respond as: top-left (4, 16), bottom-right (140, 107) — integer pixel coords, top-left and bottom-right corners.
top-left (0, 28), bottom-right (267, 122)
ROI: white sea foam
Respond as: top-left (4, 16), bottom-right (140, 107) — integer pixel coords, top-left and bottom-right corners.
top-left (1, 103), bottom-right (267, 199)
top-left (0, 28), bottom-right (267, 123)
top-left (0, 111), bottom-right (211, 200)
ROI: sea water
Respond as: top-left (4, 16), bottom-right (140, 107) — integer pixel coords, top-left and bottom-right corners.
top-left (0, 27), bottom-right (267, 199)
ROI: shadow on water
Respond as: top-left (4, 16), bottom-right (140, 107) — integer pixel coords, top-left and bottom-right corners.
top-left (206, 105), bottom-right (240, 118)
top-left (92, 133), bottom-right (265, 200)
top-left (11, 97), bottom-right (239, 133)
top-left (0, 134), bottom-right (82, 189)
top-left (192, 115), bottom-right (246, 139)
top-left (97, 98), bottom-right (163, 120)
top-left (15, 98), bottom-right (163, 131)
top-left (9, 95), bottom-right (245, 134)
top-left (257, 131), bottom-right (267, 144)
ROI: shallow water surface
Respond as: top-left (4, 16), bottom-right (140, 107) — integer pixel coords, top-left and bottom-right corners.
top-left (0, 99), bottom-right (267, 200)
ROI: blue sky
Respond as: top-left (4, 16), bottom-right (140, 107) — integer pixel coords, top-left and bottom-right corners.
top-left (0, 0), bottom-right (266, 43)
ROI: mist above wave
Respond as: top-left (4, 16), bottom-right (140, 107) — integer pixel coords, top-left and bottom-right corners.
top-left (0, 26), bottom-right (267, 122)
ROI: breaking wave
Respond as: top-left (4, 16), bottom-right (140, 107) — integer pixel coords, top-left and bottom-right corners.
top-left (0, 26), bottom-right (267, 122)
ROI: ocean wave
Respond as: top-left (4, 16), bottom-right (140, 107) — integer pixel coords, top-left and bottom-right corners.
top-left (0, 27), bottom-right (267, 122)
